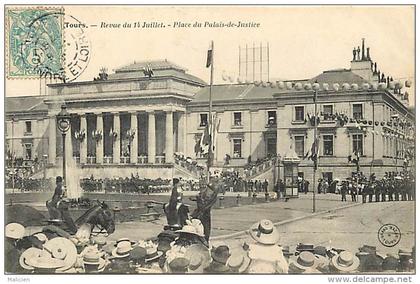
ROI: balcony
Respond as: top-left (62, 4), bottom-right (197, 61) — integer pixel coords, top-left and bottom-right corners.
top-left (120, 157), bottom-right (131, 164)
top-left (87, 156), bottom-right (96, 164)
top-left (103, 156), bottom-right (113, 164)
top-left (138, 155), bottom-right (148, 164)
top-left (155, 155), bottom-right (166, 164)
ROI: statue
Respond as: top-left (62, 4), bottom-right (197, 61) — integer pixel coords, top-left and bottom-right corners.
top-left (352, 48), bottom-right (357, 61)
top-left (366, 47), bottom-right (371, 60)
top-left (356, 46), bottom-right (361, 60)
top-left (374, 62), bottom-right (377, 73)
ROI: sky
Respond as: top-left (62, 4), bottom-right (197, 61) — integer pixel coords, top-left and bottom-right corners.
top-left (5, 5), bottom-right (415, 104)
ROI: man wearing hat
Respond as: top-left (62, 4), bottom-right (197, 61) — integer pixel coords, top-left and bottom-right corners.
top-left (190, 178), bottom-right (221, 242)
top-left (163, 178), bottom-right (189, 231)
top-left (46, 176), bottom-right (65, 220)
top-left (203, 245), bottom-right (231, 273)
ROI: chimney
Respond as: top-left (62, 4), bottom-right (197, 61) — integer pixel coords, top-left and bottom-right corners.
top-left (366, 47), bottom-right (370, 60)
top-left (361, 38), bottom-right (365, 60)
top-left (350, 39), bottom-right (374, 82)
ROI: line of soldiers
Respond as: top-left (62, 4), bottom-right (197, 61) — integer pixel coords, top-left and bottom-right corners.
top-left (340, 172), bottom-right (415, 203)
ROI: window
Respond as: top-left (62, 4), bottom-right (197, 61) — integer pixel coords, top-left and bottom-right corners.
top-left (267, 111), bottom-right (276, 125)
top-left (24, 143), bottom-right (32, 160)
top-left (233, 112), bottom-right (242, 126)
top-left (199, 113), bottom-right (208, 127)
top-left (295, 135), bottom-right (305, 157)
top-left (295, 106), bottom-right (304, 121)
top-left (233, 139), bottom-right (242, 158)
top-left (323, 105), bottom-right (333, 120)
top-left (352, 134), bottom-right (363, 155)
top-left (267, 138), bottom-right (277, 156)
top-left (323, 135), bottom-right (334, 156)
top-left (353, 104), bottom-right (363, 120)
top-left (25, 121), bottom-right (32, 133)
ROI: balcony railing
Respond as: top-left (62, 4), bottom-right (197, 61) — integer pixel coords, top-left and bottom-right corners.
top-left (138, 155), bottom-right (148, 164)
top-left (87, 156), bottom-right (96, 164)
top-left (155, 155), bottom-right (166, 164)
top-left (103, 156), bottom-right (113, 164)
top-left (120, 157), bottom-right (130, 164)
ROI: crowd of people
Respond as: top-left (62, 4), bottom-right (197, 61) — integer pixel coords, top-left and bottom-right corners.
top-left (334, 172), bottom-right (415, 203)
top-left (5, 218), bottom-right (415, 274)
top-left (80, 174), bottom-right (172, 194)
top-left (5, 172), bottom-right (416, 274)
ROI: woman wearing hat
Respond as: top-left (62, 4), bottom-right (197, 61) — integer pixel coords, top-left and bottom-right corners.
top-left (243, 219), bottom-right (289, 273)
top-left (5, 223), bottom-right (26, 273)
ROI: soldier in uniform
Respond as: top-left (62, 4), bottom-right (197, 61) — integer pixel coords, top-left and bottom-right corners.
top-left (163, 178), bottom-right (189, 231)
top-left (46, 176), bottom-right (65, 220)
top-left (374, 181), bottom-right (381, 202)
top-left (190, 177), bottom-right (221, 242)
top-left (367, 182), bottom-right (374, 203)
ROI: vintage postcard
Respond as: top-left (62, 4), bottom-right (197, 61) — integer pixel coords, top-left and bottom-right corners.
top-left (3, 4), bottom-right (416, 281)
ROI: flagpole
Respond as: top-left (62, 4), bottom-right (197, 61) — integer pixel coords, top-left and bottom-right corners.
top-left (208, 40), bottom-right (214, 180)
top-left (312, 88), bottom-right (318, 213)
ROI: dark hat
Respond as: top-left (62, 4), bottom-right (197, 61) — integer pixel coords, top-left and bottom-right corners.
top-left (173, 178), bottom-right (180, 185)
top-left (168, 257), bottom-right (190, 273)
top-left (382, 256), bottom-right (399, 271)
top-left (359, 245), bottom-right (376, 255)
top-left (356, 253), bottom-right (383, 272)
top-left (211, 245), bottom-right (231, 265)
top-left (129, 247), bottom-right (147, 264)
top-left (313, 246), bottom-right (327, 257)
top-left (56, 176), bottom-right (63, 183)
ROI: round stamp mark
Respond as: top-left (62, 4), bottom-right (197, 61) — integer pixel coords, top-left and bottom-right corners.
top-left (378, 223), bottom-right (401, 247)
top-left (18, 10), bottom-right (91, 82)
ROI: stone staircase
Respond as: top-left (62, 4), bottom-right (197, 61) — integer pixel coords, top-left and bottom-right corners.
top-left (244, 158), bottom-right (276, 181)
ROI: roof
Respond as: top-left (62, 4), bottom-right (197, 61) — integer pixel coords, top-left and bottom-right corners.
top-left (192, 83), bottom-right (278, 103)
top-left (309, 69), bottom-right (368, 84)
top-left (6, 96), bottom-right (47, 113)
top-left (115, 59), bottom-right (186, 73)
top-left (109, 59), bottom-right (206, 85)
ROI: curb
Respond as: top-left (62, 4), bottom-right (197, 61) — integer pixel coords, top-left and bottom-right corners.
top-left (210, 201), bottom-right (363, 241)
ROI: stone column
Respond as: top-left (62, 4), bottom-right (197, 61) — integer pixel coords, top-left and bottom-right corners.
top-left (130, 112), bottom-right (138, 164)
top-left (148, 111), bottom-right (156, 164)
top-left (165, 111), bottom-right (174, 163)
top-left (178, 111), bottom-right (187, 154)
top-left (48, 115), bottom-right (56, 164)
top-left (113, 112), bottom-right (120, 164)
top-left (79, 114), bottom-right (87, 164)
top-left (96, 113), bottom-right (103, 164)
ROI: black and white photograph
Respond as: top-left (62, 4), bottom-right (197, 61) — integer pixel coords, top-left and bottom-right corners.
top-left (3, 3), bottom-right (416, 280)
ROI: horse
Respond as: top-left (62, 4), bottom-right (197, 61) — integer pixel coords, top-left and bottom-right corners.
top-left (45, 199), bottom-right (115, 237)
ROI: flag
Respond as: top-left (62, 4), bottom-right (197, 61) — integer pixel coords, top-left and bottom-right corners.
top-left (310, 138), bottom-right (319, 162)
top-left (209, 115), bottom-right (220, 164)
top-left (206, 43), bottom-right (213, 68)
top-left (304, 150), bottom-right (310, 159)
top-left (200, 123), bottom-right (210, 155)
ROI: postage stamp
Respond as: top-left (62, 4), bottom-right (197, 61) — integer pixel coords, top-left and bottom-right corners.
top-left (6, 7), bottom-right (64, 79)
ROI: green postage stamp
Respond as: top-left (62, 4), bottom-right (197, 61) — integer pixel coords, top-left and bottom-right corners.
top-left (6, 7), bottom-right (64, 79)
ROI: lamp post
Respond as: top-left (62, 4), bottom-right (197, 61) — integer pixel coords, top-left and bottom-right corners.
top-left (391, 114), bottom-right (399, 173)
top-left (57, 105), bottom-right (71, 185)
top-left (311, 82), bottom-right (321, 213)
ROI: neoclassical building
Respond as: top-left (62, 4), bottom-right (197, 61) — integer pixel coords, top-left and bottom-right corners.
top-left (5, 43), bottom-right (415, 184)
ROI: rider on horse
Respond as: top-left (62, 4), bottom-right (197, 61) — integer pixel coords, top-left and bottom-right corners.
top-left (163, 178), bottom-right (189, 231)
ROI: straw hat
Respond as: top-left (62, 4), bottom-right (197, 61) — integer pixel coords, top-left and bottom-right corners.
top-left (19, 247), bottom-right (47, 270)
top-left (43, 237), bottom-right (78, 272)
top-left (115, 238), bottom-right (136, 246)
top-left (227, 253), bottom-right (251, 273)
top-left (83, 248), bottom-right (106, 272)
top-left (25, 255), bottom-right (66, 270)
top-left (145, 246), bottom-right (163, 262)
top-left (289, 251), bottom-right (320, 272)
top-left (6, 223), bottom-right (25, 239)
top-left (112, 241), bottom-right (133, 258)
top-left (178, 219), bottom-right (205, 237)
top-left (330, 251), bottom-right (360, 272)
top-left (33, 233), bottom-right (48, 243)
top-left (249, 219), bottom-right (279, 245)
